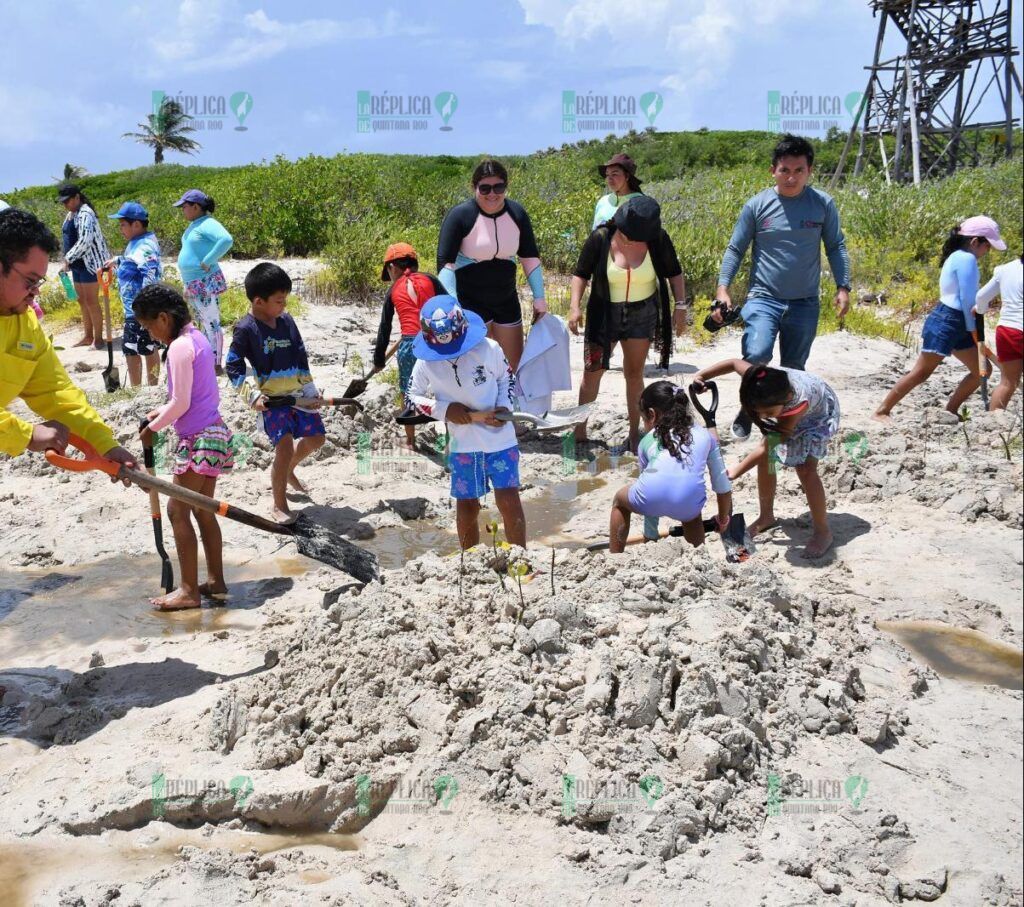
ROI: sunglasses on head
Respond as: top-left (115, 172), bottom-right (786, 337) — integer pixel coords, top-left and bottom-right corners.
top-left (477, 182), bottom-right (507, 196)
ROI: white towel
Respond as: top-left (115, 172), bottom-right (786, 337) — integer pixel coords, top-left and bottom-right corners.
top-left (515, 314), bottom-right (572, 415)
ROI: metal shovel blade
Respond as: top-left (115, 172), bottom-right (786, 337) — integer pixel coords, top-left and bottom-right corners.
top-left (291, 514), bottom-right (380, 583)
top-left (340, 376), bottom-right (369, 399)
top-left (102, 344), bottom-right (119, 392)
top-left (498, 403), bottom-right (595, 432)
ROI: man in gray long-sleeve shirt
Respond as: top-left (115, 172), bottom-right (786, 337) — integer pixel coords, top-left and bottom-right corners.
top-left (714, 133), bottom-right (851, 438)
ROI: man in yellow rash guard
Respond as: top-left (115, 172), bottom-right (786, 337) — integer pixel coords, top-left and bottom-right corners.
top-left (0, 207), bottom-right (137, 472)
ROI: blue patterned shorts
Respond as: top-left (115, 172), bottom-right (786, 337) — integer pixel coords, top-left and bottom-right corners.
top-left (261, 407), bottom-right (326, 447)
top-left (449, 446), bottom-right (520, 500)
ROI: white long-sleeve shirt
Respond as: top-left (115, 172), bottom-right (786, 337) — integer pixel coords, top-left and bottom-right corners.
top-left (408, 337), bottom-right (518, 454)
top-left (976, 258), bottom-right (1023, 332)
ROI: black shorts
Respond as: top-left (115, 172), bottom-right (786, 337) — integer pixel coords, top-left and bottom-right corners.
top-left (123, 316), bottom-right (159, 357)
top-left (584, 294), bottom-right (659, 371)
top-left (455, 260), bottom-right (523, 326)
top-left (461, 294), bottom-right (523, 327)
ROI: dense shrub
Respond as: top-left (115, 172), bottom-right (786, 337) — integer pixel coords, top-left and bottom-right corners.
top-left (6, 130), bottom-right (1021, 321)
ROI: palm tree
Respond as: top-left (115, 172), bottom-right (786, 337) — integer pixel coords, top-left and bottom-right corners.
top-left (52, 163), bottom-right (88, 182)
top-left (123, 98), bottom-right (201, 165)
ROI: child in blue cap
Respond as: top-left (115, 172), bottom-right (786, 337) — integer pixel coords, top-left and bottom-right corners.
top-left (408, 296), bottom-right (526, 549)
top-left (104, 201), bottom-right (162, 386)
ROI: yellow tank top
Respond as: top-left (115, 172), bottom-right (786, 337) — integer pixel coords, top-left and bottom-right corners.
top-left (607, 251), bottom-right (657, 303)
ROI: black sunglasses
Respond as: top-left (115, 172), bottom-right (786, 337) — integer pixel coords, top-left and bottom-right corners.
top-left (477, 182), bottom-right (507, 196)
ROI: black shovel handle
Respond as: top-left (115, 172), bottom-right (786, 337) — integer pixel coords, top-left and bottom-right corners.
top-left (139, 418), bottom-right (174, 593)
top-left (688, 380), bottom-right (719, 429)
top-left (140, 418), bottom-right (156, 469)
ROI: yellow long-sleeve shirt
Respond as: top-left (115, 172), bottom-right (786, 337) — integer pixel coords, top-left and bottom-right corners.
top-left (0, 309), bottom-right (117, 457)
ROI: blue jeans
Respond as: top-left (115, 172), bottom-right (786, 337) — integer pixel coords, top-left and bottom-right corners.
top-left (740, 295), bottom-right (820, 369)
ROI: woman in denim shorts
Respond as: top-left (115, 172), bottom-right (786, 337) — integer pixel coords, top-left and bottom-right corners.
top-left (58, 184), bottom-right (110, 349)
top-left (874, 216), bottom-right (1006, 422)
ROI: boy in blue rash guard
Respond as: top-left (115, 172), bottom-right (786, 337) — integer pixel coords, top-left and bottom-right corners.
top-left (609, 381), bottom-right (732, 553)
top-left (225, 263), bottom-right (325, 525)
top-left (712, 133), bottom-right (851, 440)
top-left (104, 201), bottom-right (162, 387)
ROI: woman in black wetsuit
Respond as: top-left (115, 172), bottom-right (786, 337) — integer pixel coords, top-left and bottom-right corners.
top-left (436, 160), bottom-right (546, 371)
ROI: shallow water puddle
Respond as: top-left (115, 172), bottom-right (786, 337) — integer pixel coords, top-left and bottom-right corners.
top-left (0, 827), bottom-right (356, 907)
top-left (364, 470), bottom-right (614, 570)
top-left (877, 620), bottom-right (1024, 690)
top-left (0, 555), bottom-right (310, 663)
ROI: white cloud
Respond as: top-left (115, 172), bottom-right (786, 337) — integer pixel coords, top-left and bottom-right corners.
top-left (517, 0), bottom-right (820, 99)
top-left (146, 2), bottom-right (427, 75)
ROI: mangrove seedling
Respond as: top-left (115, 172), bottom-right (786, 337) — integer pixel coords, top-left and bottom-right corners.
top-left (508, 558), bottom-right (530, 622)
top-left (485, 520), bottom-right (507, 590)
top-left (959, 405), bottom-right (971, 449)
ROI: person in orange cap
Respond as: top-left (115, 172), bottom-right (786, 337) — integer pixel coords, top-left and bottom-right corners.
top-left (373, 243), bottom-right (446, 447)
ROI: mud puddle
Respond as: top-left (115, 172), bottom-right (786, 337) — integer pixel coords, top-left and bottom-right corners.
top-left (0, 826), bottom-right (356, 907)
top-left (364, 470), bottom-right (613, 570)
top-left (0, 555), bottom-right (310, 664)
top-left (878, 620), bottom-right (1024, 690)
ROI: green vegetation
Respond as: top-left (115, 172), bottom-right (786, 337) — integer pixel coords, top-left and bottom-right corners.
top-left (8, 128), bottom-right (1021, 346)
top-left (38, 272), bottom-right (304, 335)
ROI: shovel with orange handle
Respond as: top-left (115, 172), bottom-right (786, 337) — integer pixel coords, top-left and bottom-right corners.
top-left (45, 435), bottom-right (379, 583)
top-left (97, 266), bottom-right (120, 392)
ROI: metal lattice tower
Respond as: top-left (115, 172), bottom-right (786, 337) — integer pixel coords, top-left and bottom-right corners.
top-left (849, 0), bottom-right (1021, 182)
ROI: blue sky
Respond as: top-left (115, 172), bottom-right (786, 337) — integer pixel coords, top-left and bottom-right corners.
top-left (1, 0), bottom-right (1020, 190)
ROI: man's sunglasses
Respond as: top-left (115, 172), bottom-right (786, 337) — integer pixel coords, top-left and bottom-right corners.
top-left (477, 182), bottom-right (507, 196)
top-left (10, 264), bottom-right (46, 291)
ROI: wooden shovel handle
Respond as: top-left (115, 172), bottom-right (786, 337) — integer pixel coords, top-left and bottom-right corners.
top-left (366, 341), bottom-right (401, 380)
top-left (47, 435), bottom-right (293, 538)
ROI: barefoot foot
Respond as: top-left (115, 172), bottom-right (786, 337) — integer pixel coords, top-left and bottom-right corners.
top-left (273, 507), bottom-right (297, 526)
top-left (871, 411), bottom-right (893, 424)
top-left (802, 530), bottom-right (834, 559)
top-left (74, 336), bottom-right (94, 348)
top-left (151, 588), bottom-right (202, 611)
top-left (747, 515), bottom-right (779, 537)
top-left (287, 471), bottom-right (308, 495)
